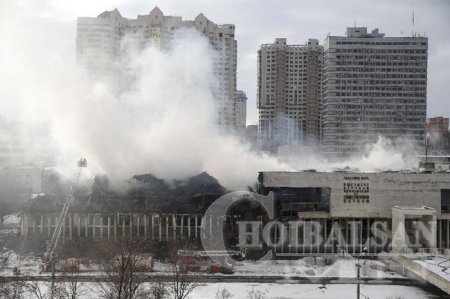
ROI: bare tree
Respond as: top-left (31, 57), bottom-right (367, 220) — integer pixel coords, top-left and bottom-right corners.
top-left (0, 251), bottom-right (27, 298)
top-left (25, 281), bottom-right (50, 299)
top-left (0, 252), bottom-right (9, 297)
top-left (148, 280), bottom-right (169, 299)
top-left (215, 287), bottom-right (234, 299)
top-left (167, 239), bottom-right (200, 299)
top-left (96, 238), bottom-right (148, 299)
top-left (53, 269), bottom-right (84, 299)
top-left (246, 287), bottom-right (267, 299)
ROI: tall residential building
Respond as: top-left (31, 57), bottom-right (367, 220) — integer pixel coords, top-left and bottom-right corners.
top-left (257, 38), bottom-right (323, 153)
top-left (235, 90), bottom-right (247, 132)
top-left (77, 7), bottom-right (238, 131)
top-left (322, 27), bottom-right (428, 157)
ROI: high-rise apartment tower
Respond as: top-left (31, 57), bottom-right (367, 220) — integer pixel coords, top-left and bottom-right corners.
top-left (257, 38), bottom-right (323, 153)
top-left (235, 90), bottom-right (247, 132)
top-left (322, 27), bottom-right (428, 157)
top-left (77, 7), bottom-right (238, 131)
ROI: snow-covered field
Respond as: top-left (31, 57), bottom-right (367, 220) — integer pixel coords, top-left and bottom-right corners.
top-left (16, 282), bottom-right (441, 299)
top-left (234, 258), bottom-right (402, 278)
top-left (1, 252), bottom-right (401, 280)
top-left (190, 283), bottom-right (440, 299)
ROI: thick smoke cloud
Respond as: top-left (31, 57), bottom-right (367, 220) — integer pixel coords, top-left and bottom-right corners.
top-left (0, 9), bottom-right (290, 190)
top-left (0, 4), bottom-right (418, 192)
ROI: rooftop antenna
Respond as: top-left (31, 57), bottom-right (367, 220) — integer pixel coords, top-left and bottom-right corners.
top-left (412, 0), bottom-right (415, 37)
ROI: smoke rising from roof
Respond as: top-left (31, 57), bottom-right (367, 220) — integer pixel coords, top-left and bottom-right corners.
top-left (0, 10), bottom-right (290, 190)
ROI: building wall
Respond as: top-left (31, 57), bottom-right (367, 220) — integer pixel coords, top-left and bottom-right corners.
top-left (427, 117), bottom-right (449, 134)
top-left (260, 171), bottom-right (450, 218)
top-left (322, 27), bottom-right (428, 157)
top-left (235, 90), bottom-right (247, 132)
top-left (0, 166), bottom-right (42, 195)
top-left (257, 38), bottom-right (323, 152)
top-left (77, 7), bottom-right (237, 132)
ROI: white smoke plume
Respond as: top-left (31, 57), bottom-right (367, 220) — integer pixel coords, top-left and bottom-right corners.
top-left (0, 7), bottom-right (291, 190)
top-left (0, 4), bottom-right (418, 192)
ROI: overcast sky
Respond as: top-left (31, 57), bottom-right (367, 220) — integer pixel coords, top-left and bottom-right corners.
top-left (6, 0), bottom-right (450, 124)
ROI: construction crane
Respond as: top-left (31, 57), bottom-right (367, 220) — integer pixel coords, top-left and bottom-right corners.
top-left (41, 158), bottom-right (87, 299)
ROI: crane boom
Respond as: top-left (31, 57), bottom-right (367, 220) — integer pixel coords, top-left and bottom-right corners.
top-left (44, 158), bottom-right (87, 262)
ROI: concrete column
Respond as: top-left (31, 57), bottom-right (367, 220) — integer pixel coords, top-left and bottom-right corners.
top-left (181, 215), bottom-right (184, 239)
top-left (32, 215), bottom-right (36, 234)
top-left (122, 215), bottom-right (125, 238)
top-left (137, 214), bottom-right (140, 237)
top-left (195, 215), bottom-right (198, 238)
top-left (108, 216), bottom-right (111, 240)
top-left (22, 214), bottom-right (28, 238)
top-left (77, 214), bottom-right (81, 237)
top-left (47, 215), bottom-right (52, 237)
top-left (144, 215), bottom-right (147, 240)
top-left (151, 215), bottom-right (155, 240)
top-left (165, 215), bottom-right (169, 241)
top-left (422, 215), bottom-right (437, 249)
top-left (100, 215), bottom-right (103, 239)
top-left (114, 214), bottom-right (117, 241)
top-left (392, 212), bottom-right (406, 252)
top-left (158, 216), bottom-right (163, 241)
top-left (69, 214), bottom-right (72, 241)
top-left (40, 215), bottom-right (43, 234)
top-left (188, 217), bottom-right (191, 238)
top-left (93, 214), bottom-right (96, 240)
top-left (129, 214), bottom-right (133, 238)
top-left (173, 214), bottom-right (177, 238)
top-left (446, 219), bottom-right (450, 249)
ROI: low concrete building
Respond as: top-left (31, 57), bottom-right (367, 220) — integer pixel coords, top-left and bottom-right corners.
top-left (258, 171), bottom-right (450, 252)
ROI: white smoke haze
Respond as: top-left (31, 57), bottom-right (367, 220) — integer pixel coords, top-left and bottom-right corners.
top-left (0, 8), bottom-right (291, 190)
top-left (0, 5), bottom-right (419, 192)
top-left (280, 136), bottom-right (418, 174)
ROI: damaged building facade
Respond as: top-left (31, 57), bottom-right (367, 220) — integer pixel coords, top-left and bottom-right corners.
top-left (19, 170), bottom-right (450, 255)
top-left (20, 172), bottom-right (226, 245)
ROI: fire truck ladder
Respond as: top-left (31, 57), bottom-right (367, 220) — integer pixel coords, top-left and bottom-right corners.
top-left (45, 158), bottom-right (86, 299)
top-left (44, 158), bottom-right (87, 265)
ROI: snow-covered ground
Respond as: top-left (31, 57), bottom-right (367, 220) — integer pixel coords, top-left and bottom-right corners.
top-left (0, 251), bottom-right (41, 276)
top-left (16, 282), bottom-right (441, 299)
top-left (0, 213), bottom-right (21, 235)
top-left (1, 253), bottom-right (402, 280)
top-left (2, 214), bottom-right (20, 228)
top-left (190, 283), bottom-right (440, 299)
top-left (234, 258), bottom-right (402, 278)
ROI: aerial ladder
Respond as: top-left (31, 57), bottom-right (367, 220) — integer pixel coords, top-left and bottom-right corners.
top-left (41, 158), bottom-right (87, 299)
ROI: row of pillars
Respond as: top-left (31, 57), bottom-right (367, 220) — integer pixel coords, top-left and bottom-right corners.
top-left (21, 213), bottom-right (204, 242)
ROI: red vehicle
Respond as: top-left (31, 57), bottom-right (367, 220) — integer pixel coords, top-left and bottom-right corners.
top-left (41, 257), bottom-right (90, 273)
top-left (178, 250), bottom-right (235, 274)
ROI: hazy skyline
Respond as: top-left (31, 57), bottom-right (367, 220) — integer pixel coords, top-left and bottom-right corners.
top-left (2, 0), bottom-right (450, 125)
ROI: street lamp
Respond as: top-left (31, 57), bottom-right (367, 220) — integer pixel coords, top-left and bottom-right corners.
top-left (356, 246), bottom-right (368, 299)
